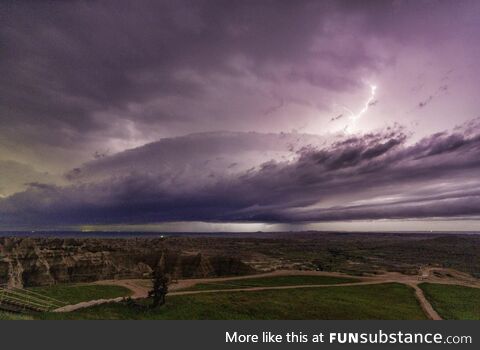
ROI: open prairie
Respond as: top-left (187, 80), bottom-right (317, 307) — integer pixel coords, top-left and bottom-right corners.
top-left (37, 283), bottom-right (427, 320)
top-left (1, 232), bottom-right (479, 320)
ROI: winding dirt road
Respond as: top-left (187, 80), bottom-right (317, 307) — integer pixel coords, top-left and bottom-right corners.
top-left (53, 268), bottom-right (479, 318)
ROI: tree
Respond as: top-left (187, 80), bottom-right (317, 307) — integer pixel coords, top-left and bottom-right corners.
top-left (148, 254), bottom-right (169, 308)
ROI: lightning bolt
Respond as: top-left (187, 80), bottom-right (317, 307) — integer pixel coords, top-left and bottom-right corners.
top-left (343, 83), bottom-right (377, 133)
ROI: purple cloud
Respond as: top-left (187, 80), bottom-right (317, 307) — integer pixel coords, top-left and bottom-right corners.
top-left (2, 120), bottom-right (480, 227)
top-left (1, 1), bottom-right (479, 230)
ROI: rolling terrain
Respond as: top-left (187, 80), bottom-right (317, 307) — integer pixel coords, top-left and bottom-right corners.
top-left (0, 232), bottom-right (479, 320)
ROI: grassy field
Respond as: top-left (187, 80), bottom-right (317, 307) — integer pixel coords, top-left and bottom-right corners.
top-left (180, 275), bottom-right (360, 291)
top-left (37, 283), bottom-right (426, 320)
top-left (419, 283), bottom-right (480, 320)
top-left (0, 312), bottom-right (33, 320)
top-left (29, 284), bottom-right (133, 305)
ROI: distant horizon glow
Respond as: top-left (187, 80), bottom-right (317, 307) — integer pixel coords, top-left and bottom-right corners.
top-left (2, 219), bottom-right (480, 233)
top-left (83, 219), bottom-right (480, 233)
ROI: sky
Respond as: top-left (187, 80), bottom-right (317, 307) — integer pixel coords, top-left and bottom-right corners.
top-left (1, 0), bottom-right (480, 231)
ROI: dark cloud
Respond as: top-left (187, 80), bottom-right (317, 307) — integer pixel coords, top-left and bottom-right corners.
top-left (2, 121), bottom-right (480, 227)
top-left (416, 81), bottom-right (451, 109)
top-left (330, 114), bottom-right (344, 122)
top-left (1, 0), bottom-right (466, 153)
top-left (0, 0), bottom-right (338, 146)
top-left (418, 95), bottom-right (433, 108)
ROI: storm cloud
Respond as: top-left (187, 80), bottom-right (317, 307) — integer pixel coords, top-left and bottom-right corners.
top-left (1, 0), bottom-right (374, 146)
top-left (2, 120), bottom-right (480, 227)
top-left (2, 1), bottom-right (478, 158)
top-left (1, 1), bottom-right (480, 229)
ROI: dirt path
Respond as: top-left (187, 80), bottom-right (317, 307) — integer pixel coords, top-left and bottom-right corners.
top-left (53, 267), bottom-right (479, 317)
top-left (169, 280), bottom-right (386, 296)
top-left (169, 269), bottom-right (357, 291)
top-left (54, 279), bottom-right (150, 312)
top-left (53, 279), bottom-right (385, 313)
top-left (408, 283), bottom-right (442, 320)
top-left (54, 296), bottom-right (126, 312)
top-left (52, 271), bottom-right (365, 313)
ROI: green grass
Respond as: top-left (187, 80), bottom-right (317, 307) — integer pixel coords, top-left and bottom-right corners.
top-left (419, 283), bottom-right (480, 320)
top-left (180, 275), bottom-right (360, 291)
top-left (0, 312), bottom-right (33, 320)
top-left (29, 284), bottom-right (133, 305)
top-left (37, 283), bottom-right (426, 320)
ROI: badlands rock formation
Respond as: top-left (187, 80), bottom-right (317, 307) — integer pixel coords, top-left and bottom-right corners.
top-left (0, 237), bottom-right (255, 287)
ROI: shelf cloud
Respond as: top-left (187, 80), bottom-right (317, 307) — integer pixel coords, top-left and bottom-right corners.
top-left (2, 121), bottom-right (480, 227)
